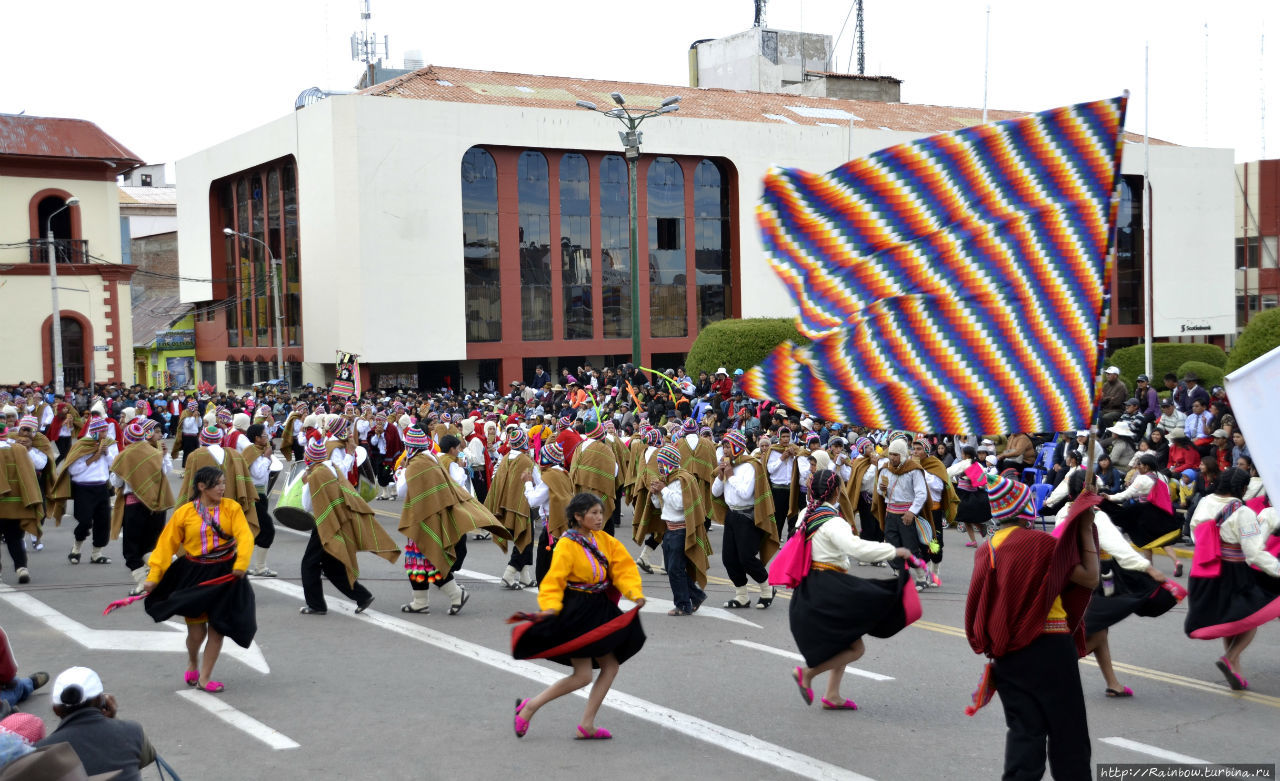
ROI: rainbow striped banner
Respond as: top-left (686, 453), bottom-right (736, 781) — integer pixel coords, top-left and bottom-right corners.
top-left (743, 96), bottom-right (1128, 433)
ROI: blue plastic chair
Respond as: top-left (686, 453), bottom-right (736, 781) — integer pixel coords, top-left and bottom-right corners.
top-left (1030, 482), bottom-right (1055, 530)
top-left (1022, 442), bottom-right (1057, 485)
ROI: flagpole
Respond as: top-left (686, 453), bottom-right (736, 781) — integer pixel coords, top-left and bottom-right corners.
top-left (1143, 43), bottom-right (1154, 381)
top-left (982, 5), bottom-right (991, 125)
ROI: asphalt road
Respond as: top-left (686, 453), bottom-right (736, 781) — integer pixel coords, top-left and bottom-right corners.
top-left (3, 451), bottom-right (1277, 780)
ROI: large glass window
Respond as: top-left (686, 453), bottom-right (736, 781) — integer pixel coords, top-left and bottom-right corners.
top-left (1114, 175), bottom-right (1144, 326)
top-left (282, 163), bottom-right (301, 345)
top-left (600, 155), bottom-right (631, 339)
top-left (236, 179), bottom-right (251, 347)
top-left (252, 174), bottom-right (269, 346)
top-left (519, 151), bottom-right (552, 341)
top-left (694, 159), bottom-right (731, 328)
top-left (561, 153), bottom-right (592, 340)
top-left (647, 157), bottom-right (686, 338)
top-left (462, 147), bottom-right (501, 342)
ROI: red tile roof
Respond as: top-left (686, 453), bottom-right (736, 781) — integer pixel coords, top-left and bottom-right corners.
top-left (363, 65), bottom-right (1166, 143)
top-left (0, 114), bottom-right (143, 165)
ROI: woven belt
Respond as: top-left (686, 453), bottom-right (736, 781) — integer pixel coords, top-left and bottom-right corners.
top-left (887, 503), bottom-right (913, 514)
top-left (566, 581), bottom-right (608, 594)
top-left (186, 547), bottom-right (236, 564)
top-left (1221, 542), bottom-right (1245, 562)
top-left (729, 506), bottom-right (753, 513)
top-left (1042, 618), bottom-right (1069, 634)
top-left (811, 561), bottom-right (848, 574)
top-left (73, 481), bottom-right (107, 487)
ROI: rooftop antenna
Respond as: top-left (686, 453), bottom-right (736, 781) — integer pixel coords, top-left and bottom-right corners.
top-left (350, 0), bottom-right (389, 88)
top-left (982, 5), bottom-right (991, 124)
top-left (1262, 29), bottom-right (1268, 159)
top-left (1203, 21), bottom-right (1210, 145)
top-left (855, 0), bottom-right (865, 75)
top-left (754, 0), bottom-right (767, 27)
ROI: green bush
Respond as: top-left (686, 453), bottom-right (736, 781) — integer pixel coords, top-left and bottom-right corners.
top-left (1175, 360), bottom-right (1224, 391)
top-left (685, 318), bottom-right (811, 381)
top-left (1108, 342), bottom-right (1227, 389)
top-left (1226, 308), bottom-right (1280, 374)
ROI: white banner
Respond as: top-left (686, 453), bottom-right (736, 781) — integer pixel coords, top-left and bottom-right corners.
top-left (1224, 343), bottom-right (1280, 500)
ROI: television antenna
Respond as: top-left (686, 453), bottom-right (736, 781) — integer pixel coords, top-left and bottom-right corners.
top-left (350, 0), bottom-right (389, 88)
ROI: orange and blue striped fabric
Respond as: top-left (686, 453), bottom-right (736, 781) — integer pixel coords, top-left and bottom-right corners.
top-left (743, 96), bottom-right (1128, 434)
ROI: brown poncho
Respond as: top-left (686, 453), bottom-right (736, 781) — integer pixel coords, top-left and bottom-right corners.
top-left (710, 452), bottom-right (779, 565)
top-left (168, 410), bottom-right (200, 457)
top-left (305, 463), bottom-right (401, 587)
top-left (0, 445), bottom-right (45, 536)
top-left (109, 441), bottom-right (176, 540)
top-left (634, 469), bottom-right (713, 589)
top-left (568, 439), bottom-right (618, 519)
top-left (280, 413), bottom-right (303, 459)
top-left (630, 449), bottom-right (662, 543)
top-left (177, 447), bottom-right (260, 537)
top-left (484, 451), bottom-right (535, 554)
top-left (920, 455), bottom-right (960, 525)
top-left (399, 451), bottom-right (510, 572)
top-left (49, 438), bottom-right (117, 522)
top-left (676, 435), bottom-right (715, 522)
top-left (540, 466), bottom-right (574, 541)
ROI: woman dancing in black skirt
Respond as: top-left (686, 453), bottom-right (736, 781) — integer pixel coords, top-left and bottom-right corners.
top-left (788, 470), bottom-right (914, 711)
top-left (511, 492), bottom-right (646, 739)
top-left (142, 465), bottom-right (256, 693)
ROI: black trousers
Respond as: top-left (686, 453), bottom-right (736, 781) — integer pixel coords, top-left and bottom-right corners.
top-left (292, 442), bottom-right (304, 463)
top-left (507, 537), bottom-right (533, 568)
top-left (857, 494), bottom-right (884, 543)
top-left (722, 509), bottom-right (769, 588)
top-left (437, 535), bottom-right (466, 587)
top-left (301, 527), bottom-right (371, 610)
top-left (993, 633), bottom-right (1091, 781)
top-left (883, 512), bottom-right (922, 574)
top-left (120, 501), bottom-right (166, 570)
top-left (770, 485), bottom-right (794, 540)
top-left (71, 483), bottom-right (112, 547)
top-left (535, 527), bottom-right (553, 585)
top-left (181, 434), bottom-right (198, 465)
top-left (253, 492), bottom-right (274, 549)
top-left (0, 518), bottom-right (27, 569)
top-left (55, 436), bottom-right (72, 463)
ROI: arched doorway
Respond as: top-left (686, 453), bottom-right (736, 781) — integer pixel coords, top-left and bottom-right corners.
top-left (59, 318), bottom-right (86, 386)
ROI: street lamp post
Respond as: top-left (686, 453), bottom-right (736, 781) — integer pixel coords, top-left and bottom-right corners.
top-left (576, 93), bottom-right (680, 368)
top-left (47, 196), bottom-right (80, 397)
top-left (224, 228), bottom-right (286, 388)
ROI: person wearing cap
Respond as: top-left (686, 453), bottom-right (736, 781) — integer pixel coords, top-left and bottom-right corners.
top-left (641, 445), bottom-right (709, 616)
top-left (49, 418), bottom-right (119, 565)
top-left (913, 438), bottom-right (958, 583)
top-left (568, 421), bottom-right (621, 534)
top-left (525, 441), bottom-right (575, 586)
top-left (12, 415), bottom-right (57, 504)
top-left (1098, 367), bottom-right (1128, 429)
top-left (0, 424), bottom-right (46, 584)
top-left (0, 711), bottom-right (46, 766)
top-left (711, 429), bottom-right (779, 609)
top-left (761, 428), bottom-right (800, 541)
top-left (1133, 375), bottom-right (1159, 424)
top-left (280, 402), bottom-right (308, 462)
top-left (485, 429), bottom-right (537, 589)
top-left (168, 400), bottom-right (203, 467)
top-left (35, 667), bottom-right (155, 780)
top-left (873, 438), bottom-right (931, 589)
top-left (842, 438), bottom-right (882, 545)
top-left (1102, 422), bottom-right (1138, 471)
top-left (174, 426), bottom-right (260, 537)
top-left (368, 412), bottom-right (402, 501)
top-left (1155, 398), bottom-right (1185, 435)
top-left (964, 474), bottom-right (1099, 779)
top-left (47, 401), bottom-right (82, 464)
top-left (674, 417), bottom-right (715, 534)
top-left (1179, 372), bottom-right (1212, 416)
top-left (711, 368), bottom-right (733, 416)
top-left (108, 420), bottom-right (175, 594)
top-left (239, 424), bottom-right (277, 577)
top-left (1104, 453), bottom-right (1183, 574)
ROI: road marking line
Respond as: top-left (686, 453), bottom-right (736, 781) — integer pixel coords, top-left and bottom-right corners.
top-left (252, 578), bottom-right (874, 781)
top-left (1100, 737), bottom-right (1209, 764)
top-left (730, 640), bottom-right (894, 681)
top-left (175, 690), bottom-right (300, 750)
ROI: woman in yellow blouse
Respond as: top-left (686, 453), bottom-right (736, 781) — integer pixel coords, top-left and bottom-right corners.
top-left (511, 492), bottom-right (646, 740)
top-left (142, 465), bottom-right (256, 693)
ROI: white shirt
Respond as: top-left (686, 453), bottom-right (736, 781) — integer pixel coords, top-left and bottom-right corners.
top-left (248, 450), bottom-right (272, 488)
top-left (712, 461), bottom-right (756, 510)
top-left (370, 430), bottom-right (388, 455)
top-left (766, 449), bottom-right (794, 486)
top-left (880, 467), bottom-right (927, 515)
top-left (1045, 468), bottom-right (1101, 510)
top-left (181, 415), bottom-right (201, 435)
top-left (859, 460), bottom-right (878, 493)
top-left (1191, 495), bottom-right (1280, 578)
top-left (232, 431), bottom-right (250, 453)
top-left (1107, 472), bottom-right (1156, 504)
top-left (651, 479), bottom-right (685, 522)
top-left (204, 444), bottom-right (226, 465)
top-left (832, 455), bottom-right (851, 483)
top-left (39, 405), bottom-right (54, 429)
top-left (802, 507), bottom-right (896, 568)
top-left (301, 463), bottom-right (340, 512)
top-left (524, 467), bottom-right (550, 521)
top-left (797, 454), bottom-right (814, 492)
top-left (26, 445), bottom-right (49, 473)
top-left (922, 469), bottom-right (944, 503)
top-left (1054, 503), bottom-right (1149, 571)
top-left (327, 443), bottom-right (354, 475)
top-left (67, 442), bottom-right (118, 484)
top-left (448, 459), bottom-right (468, 489)
top-left (356, 419), bottom-right (372, 440)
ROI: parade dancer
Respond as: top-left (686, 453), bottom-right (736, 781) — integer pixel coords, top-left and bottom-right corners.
top-left (0, 425), bottom-right (44, 584)
top-left (525, 442), bottom-right (573, 586)
top-left (49, 418), bottom-right (118, 565)
top-left (947, 446), bottom-right (992, 547)
top-left (874, 438), bottom-right (929, 589)
top-left (109, 420), bottom-right (175, 595)
top-left (176, 425), bottom-right (260, 536)
top-left (964, 475), bottom-right (1099, 780)
top-left (280, 402), bottom-right (308, 462)
top-left (1103, 453), bottom-right (1182, 575)
top-left (914, 438), bottom-right (958, 584)
top-left (512, 492), bottom-right (646, 740)
top-left (11, 416), bottom-right (54, 554)
top-left (788, 470), bottom-right (915, 710)
top-left (674, 417), bottom-right (715, 536)
top-left (240, 424), bottom-right (277, 577)
top-left (169, 401), bottom-right (202, 467)
top-left (369, 413), bottom-right (401, 501)
top-left (486, 429), bottom-right (537, 589)
top-left (1185, 468), bottom-right (1280, 690)
top-left (844, 437), bottom-right (882, 545)
top-left (629, 429), bottom-right (665, 574)
top-left (763, 428), bottom-right (799, 540)
top-left (396, 427), bottom-right (507, 615)
top-left (142, 465), bottom-right (256, 693)
top-left (711, 430), bottom-right (779, 609)
top-left (297, 438), bottom-right (400, 615)
top-left (568, 422), bottom-right (620, 535)
top-left (643, 445), bottom-right (710, 616)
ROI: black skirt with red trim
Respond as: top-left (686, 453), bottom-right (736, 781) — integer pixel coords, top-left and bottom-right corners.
top-left (1083, 563), bottom-right (1176, 636)
top-left (789, 567), bottom-right (914, 668)
top-left (511, 589), bottom-right (646, 668)
top-left (144, 555), bottom-right (257, 648)
top-left (1109, 502), bottom-right (1180, 549)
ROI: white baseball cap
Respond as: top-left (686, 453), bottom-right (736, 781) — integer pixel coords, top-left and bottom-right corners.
top-left (51, 666), bottom-right (103, 706)
top-left (1105, 366), bottom-right (1120, 375)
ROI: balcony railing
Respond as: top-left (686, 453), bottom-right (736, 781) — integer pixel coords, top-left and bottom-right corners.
top-left (28, 238), bottom-right (88, 264)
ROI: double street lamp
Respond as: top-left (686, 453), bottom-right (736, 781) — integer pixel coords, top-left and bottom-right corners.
top-left (47, 196), bottom-right (80, 397)
top-left (223, 228), bottom-right (285, 388)
top-left (575, 92), bottom-right (680, 368)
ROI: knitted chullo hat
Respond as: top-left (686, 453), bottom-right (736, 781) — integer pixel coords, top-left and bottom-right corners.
top-left (295, 402), bottom-right (309, 413)
top-left (887, 438), bottom-right (911, 461)
top-left (403, 426), bottom-right (432, 450)
top-left (304, 438), bottom-right (329, 465)
top-left (216, 408), bottom-right (233, 426)
top-left (540, 441), bottom-right (564, 467)
top-left (642, 428), bottom-right (663, 447)
top-left (199, 425), bottom-right (222, 446)
top-left (557, 416), bottom-right (573, 431)
top-left (699, 427), bottom-right (713, 438)
top-left (344, 403), bottom-right (356, 415)
top-left (986, 475), bottom-right (1035, 524)
top-left (87, 418), bottom-right (110, 438)
top-left (374, 412), bottom-right (388, 424)
top-left (805, 432), bottom-right (821, 447)
top-left (327, 417), bottom-right (351, 439)
top-left (140, 419), bottom-right (160, 437)
top-left (233, 413), bottom-right (251, 432)
top-left (186, 400), bottom-right (197, 411)
top-left (0, 711), bottom-right (46, 745)
top-left (508, 429), bottom-right (529, 451)
top-left (604, 421), bottom-right (617, 433)
top-left (853, 437), bottom-right (874, 454)
top-left (722, 429), bottom-right (748, 459)
top-left (427, 412), bottom-right (439, 423)
top-left (887, 431), bottom-right (913, 449)
top-left (452, 413), bottom-right (463, 423)
top-left (17, 415), bottom-right (39, 432)
top-left (122, 420), bottom-right (147, 445)
top-left (585, 420), bottom-right (604, 440)
top-left (655, 444), bottom-right (681, 476)
top-left (777, 426), bottom-right (792, 439)
top-left (681, 417), bottom-right (699, 434)
top-left (313, 404), bottom-right (327, 416)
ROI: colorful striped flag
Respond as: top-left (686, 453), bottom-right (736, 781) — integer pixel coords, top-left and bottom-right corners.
top-left (743, 96), bottom-right (1128, 434)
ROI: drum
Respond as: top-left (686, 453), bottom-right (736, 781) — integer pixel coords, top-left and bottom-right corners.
top-left (272, 461), bottom-right (316, 532)
top-left (357, 453), bottom-right (379, 502)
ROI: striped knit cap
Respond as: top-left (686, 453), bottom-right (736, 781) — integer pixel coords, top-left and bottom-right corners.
top-left (295, 402), bottom-right (309, 413)
top-left (986, 475), bottom-right (1035, 525)
top-left (655, 444), bottom-right (681, 476)
top-left (887, 431), bottom-right (913, 449)
top-left (392, 402), bottom-right (406, 414)
top-left (854, 436), bottom-right (873, 454)
top-left (508, 429), bottom-right (528, 451)
top-left (540, 441), bottom-right (564, 467)
top-left (805, 432), bottom-right (821, 447)
top-left (216, 408), bottom-right (232, 426)
top-left (699, 427), bottom-right (713, 438)
top-left (585, 420), bottom-right (604, 440)
top-left (558, 416), bottom-right (573, 431)
top-left (186, 401), bottom-right (197, 411)
top-left (452, 413), bottom-right (463, 423)
top-left (140, 419), bottom-right (160, 437)
top-left (304, 438), bottom-right (329, 465)
top-left (604, 421), bottom-right (616, 433)
top-left (344, 403), bottom-right (356, 415)
top-left (199, 425), bottom-right (222, 446)
top-left (403, 426), bottom-right (432, 450)
top-left (123, 420), bottom-right (147, 444)
top-left (374, 412), bottom-right (388, 424)
top-left (17, 415), bottom-right (39, 432)
top-left (327, 417), bottom-right (351, 439)
top-left (681, 417), bottom-right (699, 434)
top-left (427, 412), bottom-right (439, 423)
top-left (777, 426), bottom-right (792, 439)
top-left (313, 404), bottom-right (327, 416)
top-left (642, 428), bottom-right (663, 447)
top-left (87, 418), bottom-right (110, 438)
top-left (722, 429), bottom-right (748, 459)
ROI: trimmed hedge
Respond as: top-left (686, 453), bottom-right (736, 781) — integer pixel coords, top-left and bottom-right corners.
top-left (1108, 342), bottom-right (1227, 389)
top-left (1175, 360), bottom-right (1225, 391)
top-left (685, 318), bottom-right (811, 381)
top-left (1225, 308), bottom-right (1280, 374)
